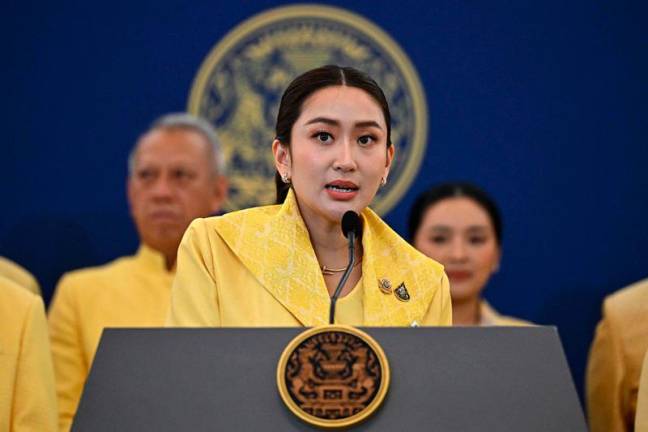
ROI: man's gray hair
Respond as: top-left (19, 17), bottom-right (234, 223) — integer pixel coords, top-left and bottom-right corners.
top-left (128, 113), bottom-right (225, 176)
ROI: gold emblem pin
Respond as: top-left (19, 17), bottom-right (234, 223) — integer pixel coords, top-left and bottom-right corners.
top-left (378, 278), bottom-right (392, 294)
top-left (394, 283), bottom-right (410, 302)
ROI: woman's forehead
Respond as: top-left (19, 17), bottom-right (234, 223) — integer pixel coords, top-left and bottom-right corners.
top-left (298, 85), bottom-right (386, 127)
top-left (424, 197), bottom-right (493, 228)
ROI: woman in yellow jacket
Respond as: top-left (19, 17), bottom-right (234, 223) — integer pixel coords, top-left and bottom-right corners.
top-left (167, 65), bottom-right (451, 327)
top-left (0, 276), bottom-right (57, 431)
top-left (408, 182), bottom-right (531, 326)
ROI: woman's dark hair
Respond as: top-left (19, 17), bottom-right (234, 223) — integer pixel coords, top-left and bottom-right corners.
top-left (274, 65), bottom-right (392, 203)
top-left (408, 182), bottom-right (503, 246)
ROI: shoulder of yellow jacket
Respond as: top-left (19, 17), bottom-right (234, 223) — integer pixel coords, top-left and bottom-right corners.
top-left (604, 277), bottom-right (648, 322)
top-left (57, 254), bottom-right (138, 287)
top-left (196, 203), bottom-right (283, 233)
top-left (0, 275), bottom-right (39, 313)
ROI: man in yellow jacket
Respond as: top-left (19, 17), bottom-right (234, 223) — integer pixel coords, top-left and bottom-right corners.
top-left (0, 276), bottom-right (57, 431)
top-left (587, 278), bottom-right (648, 432)
top-left (48, 113), bottom-right (227, 431)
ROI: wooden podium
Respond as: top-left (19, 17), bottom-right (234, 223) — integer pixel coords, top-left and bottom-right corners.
top-left (72, 327), bottom-right (587, 431)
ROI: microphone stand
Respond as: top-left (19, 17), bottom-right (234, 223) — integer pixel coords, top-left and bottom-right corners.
top-left (329, 230), bottom-right (356, 324)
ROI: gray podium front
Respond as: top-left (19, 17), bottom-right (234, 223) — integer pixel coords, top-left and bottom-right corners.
top-left (72, 327), bottom-right (586, 431)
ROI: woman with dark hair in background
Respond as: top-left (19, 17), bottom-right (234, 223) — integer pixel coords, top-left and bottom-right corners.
top-left (167, 65), bottom-right (451, 327)
top-left (409, 182), bottom-right (529, 326)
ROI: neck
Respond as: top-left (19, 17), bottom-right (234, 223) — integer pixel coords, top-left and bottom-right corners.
top-left (452, 297), bottom-right (481, 326)
top-left (163, 254), bottom-right (176, 271)
top-left (148, 244), bottom-right (177, 271)
top-left (297, 201), bottom-right (362, 297)
top-left (308, 218), bottom-right (356, 272)
top-left (298, 203), bottom-right (353, 265)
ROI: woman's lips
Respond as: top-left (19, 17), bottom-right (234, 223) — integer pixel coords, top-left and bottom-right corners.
top-left (325, 180), bottom-right (359, 201)
top-left (446, 270), bottom-right (472, 282)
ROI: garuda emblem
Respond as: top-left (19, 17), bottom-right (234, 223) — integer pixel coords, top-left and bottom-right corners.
top-left (277, 326), bottom-right (390, 428)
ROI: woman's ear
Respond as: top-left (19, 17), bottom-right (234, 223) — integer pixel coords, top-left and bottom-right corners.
top-left (383, 145), bottom-right (395, 182)
top-left (272, 139), bottom-right (291, 176)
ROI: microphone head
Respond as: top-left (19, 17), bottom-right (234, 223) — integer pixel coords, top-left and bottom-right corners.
top-left (341, 211), bottom-right (361, 239)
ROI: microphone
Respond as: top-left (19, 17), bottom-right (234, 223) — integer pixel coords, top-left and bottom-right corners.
top-left (329, 211), bottom-right (361, 324)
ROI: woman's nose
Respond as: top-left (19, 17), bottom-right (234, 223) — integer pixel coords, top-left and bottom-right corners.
top-left (332, 139), bottom-right (357, 172)
top-left (449, 239), bottom-right (468, 261)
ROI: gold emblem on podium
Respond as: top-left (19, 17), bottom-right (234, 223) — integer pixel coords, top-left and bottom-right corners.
top-left (277, 325), bottom-right (390, 428)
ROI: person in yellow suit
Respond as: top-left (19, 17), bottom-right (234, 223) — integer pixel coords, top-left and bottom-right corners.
top-left (408, 182), bottom-right (531, 326)
top-left (637, 351), bottom-right (648, 431)
top-left (0, 256), bottom-right (41, 296)
top-left (48, 113), bottom-right (228, 431)
top-left (167, 65), bottom-right (452, 327)
top-left (587, 277), bottom-right (648, 432)
top-left (0, 276), bottom-right (57, 431)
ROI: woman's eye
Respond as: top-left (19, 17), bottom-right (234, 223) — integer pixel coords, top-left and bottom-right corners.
top-left (314, 132), bottom-right (332, 143)
top-left (358, 135), bottom-right (375, 145)
top-left (469, 236), bottom-right (487, 245)
top-left (430, 236), bottom-right (448, 244)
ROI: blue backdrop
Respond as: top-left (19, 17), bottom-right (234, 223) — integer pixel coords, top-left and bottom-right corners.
top-left (3, 0), bottom-right (647, 404)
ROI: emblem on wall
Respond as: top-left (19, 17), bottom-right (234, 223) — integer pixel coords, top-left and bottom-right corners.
top-left (188, 4), bottom-right (428, 215)
top-left (276, 325), bottom-right (390, 428)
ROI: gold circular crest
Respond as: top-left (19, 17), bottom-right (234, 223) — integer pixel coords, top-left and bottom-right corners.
top-left (188, 4), bottom-right (428, 215)
top-left (276, 325), bottom-right (390, 429)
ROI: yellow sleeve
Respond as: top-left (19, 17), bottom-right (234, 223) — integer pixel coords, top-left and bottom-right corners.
top-left (48, 276), bottom-right (87, 432)
top-left (13, 295), bottom-right (58, 432)
top-left (586, 303), bottom-right (627, 432)
top-left (637, 352), bottom-right (648, 431)
top-left (166, 218), bottom-right (221, 327)
top-left (420, 271), bottom-right (452, 326)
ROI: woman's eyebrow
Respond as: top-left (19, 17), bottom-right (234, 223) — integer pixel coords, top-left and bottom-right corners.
top-left (428, 225), bottom-right (452, 233)
top-left (304, 117), bottom-right (338, 126)
top-left (303, 118), bottom-right (383, 130)
top-left (355, 120), bottom-right (383, 130)
top-left (466, 225), bottom-right (490, 232)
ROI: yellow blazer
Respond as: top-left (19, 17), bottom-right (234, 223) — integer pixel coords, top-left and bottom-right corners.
top-left (480, 301), bottom-right (532, 326)
top-left (637, 351), bottom-right (648, 431)
top-left (167, 190), bottom-right (452, 327)
top-left (48, 245), bottom-right (174, 431)
top-left (0, 276), bottom-right (57, 431)
top-left (0, 256), bottom-right (41, 296)
top-left (587, 278), bottom-right (648, 432)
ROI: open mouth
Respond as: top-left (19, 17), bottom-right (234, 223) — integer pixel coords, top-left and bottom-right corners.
top-left (325, 184), bottom-right (358, 193)
top-left (325, 180), bottom-right (359, 192)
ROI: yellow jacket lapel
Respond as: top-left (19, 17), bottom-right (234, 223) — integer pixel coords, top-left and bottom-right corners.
top-left (213, 191), bottom-right (330, 326)
top-left (361, 208), bottom-right (442, 326)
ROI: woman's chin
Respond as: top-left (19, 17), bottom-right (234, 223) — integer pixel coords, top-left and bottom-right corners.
top-left (322, 202), bottom-right (363, 222)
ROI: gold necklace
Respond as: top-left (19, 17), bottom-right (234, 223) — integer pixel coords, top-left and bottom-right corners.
top-left (321, 260), bottom-right (361, 276)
